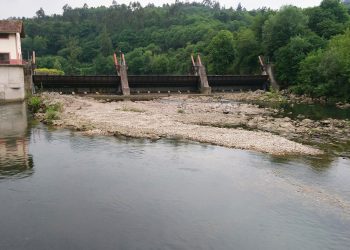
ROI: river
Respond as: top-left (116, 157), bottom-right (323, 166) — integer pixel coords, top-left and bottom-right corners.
top-left (0, 102), bottom-right (350, 250)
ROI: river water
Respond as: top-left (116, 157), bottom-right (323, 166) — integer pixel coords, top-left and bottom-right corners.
top-left (0, 103), bottom-right (350, 250)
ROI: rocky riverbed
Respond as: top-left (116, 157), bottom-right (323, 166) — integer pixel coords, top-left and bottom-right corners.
top-left (32, 92), bottom-right (348, 156)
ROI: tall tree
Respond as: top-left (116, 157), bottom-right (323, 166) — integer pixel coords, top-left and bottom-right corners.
top-left (262, 6), bottom-right (308, 58)
top-left (35, 8), bottom-right (46, 18)
top-left (306, 0), bottom-right (349, 38)
top-left (207, 30), bottom-right (235, 74)
top-left (99, 27), bottom-right (114, 57)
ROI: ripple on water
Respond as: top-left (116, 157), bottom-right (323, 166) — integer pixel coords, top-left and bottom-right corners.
top-left (1, 101), bottom-right (350, 249)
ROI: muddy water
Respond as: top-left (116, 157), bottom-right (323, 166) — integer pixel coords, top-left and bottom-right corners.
top-left (0, 103), bottom-right (350, 250)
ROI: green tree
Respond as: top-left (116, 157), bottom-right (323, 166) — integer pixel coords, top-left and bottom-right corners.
top-left (17, 0), bottom-right (350, 100)
top-left (274, 36), bottom-right (313, 87)
top-left (125, 48), bottom-right (149, 74)
top-left (306, 0), bottom-right (349, 38)
top-left (263, 6), bottom-right (308, 58)
top-left (233, 28), bottom-right (261, 74)
top-left (32, 36), bottom-right (48, 55)
top-left (151, 54), bottom-right (170, 74)
top-left (36, 8), bottom-right (46, 18)
top-left (296, 30), bottom-right (350, 100)
top-left (207, 30), bottom-right (235, 74)
top-left (93, 55), bottom-right (115, 74)
top-left (58, 38), bottom-right (82, 74)
top-left (99, 27), bottom-right (114, 57)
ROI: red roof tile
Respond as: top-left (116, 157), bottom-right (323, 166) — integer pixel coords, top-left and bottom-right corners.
top-left (0, 20), bottom-right (25, 38)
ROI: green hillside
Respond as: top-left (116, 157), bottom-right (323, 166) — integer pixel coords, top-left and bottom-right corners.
top-left (19, 0), bottom-right (350, 100)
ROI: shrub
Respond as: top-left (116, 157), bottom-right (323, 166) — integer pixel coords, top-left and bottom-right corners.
top-left (35, 68), bottom-right (65, 75)
top-left (295, 30), bottom-right (350, 101)
top-left (177, 109), bottom-right (185, 114)
top-left (44, 104), bottom-right (61, 122)
top-left (27, 96), bottom-right (42, 113)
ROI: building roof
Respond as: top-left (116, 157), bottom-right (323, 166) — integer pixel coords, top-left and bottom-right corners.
top-left (0, 20), bottom-right (25, 38)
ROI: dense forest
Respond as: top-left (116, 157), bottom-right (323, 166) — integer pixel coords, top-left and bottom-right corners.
top-left (18, 0), bottom-right (350, 100)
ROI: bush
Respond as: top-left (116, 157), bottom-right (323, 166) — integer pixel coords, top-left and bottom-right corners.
top-left (35, 68), bottom-right (65, 75)
top-left (45, 109), bottom-right (58, 121)
top-left (295, 30), bottom-right (350, 101)
top-left (44, 104), bottom-right (62, 122)
top-left (27, 96), bottom-right (42, 113)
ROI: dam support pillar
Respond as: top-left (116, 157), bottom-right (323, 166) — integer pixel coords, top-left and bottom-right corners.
top-left (259, 56), bottom-right (279, 91)
top-left (192, 55), bottom-right (211, 95)
top-left (114, 53), bottom-right (130, 96)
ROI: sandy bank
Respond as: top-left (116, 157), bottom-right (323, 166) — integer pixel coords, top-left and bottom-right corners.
top-left (37, 93), bottom-right (323, 155)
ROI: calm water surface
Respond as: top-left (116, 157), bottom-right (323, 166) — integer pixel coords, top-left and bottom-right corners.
top-left (0, 103), bottom-right (350, 250)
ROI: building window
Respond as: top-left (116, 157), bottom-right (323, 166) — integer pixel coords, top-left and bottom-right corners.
top-left (0, 34), bottom-right (9, 39)
top-left (0, 53), bottom-right (10, 64)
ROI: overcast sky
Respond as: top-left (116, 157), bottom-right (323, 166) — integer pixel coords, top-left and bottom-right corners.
top-left (1, 0), bottom-right (322, 19)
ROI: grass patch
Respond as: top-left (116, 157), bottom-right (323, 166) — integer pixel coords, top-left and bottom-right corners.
top-left (48, 102), bottom-right (63, 112)
top-left (196, 121), bottom-right (252, 130)
top-left (122, 106), bottom-right (145, 113)
top-left (263, 88), bottom-right (287, 103)
top-left (44, 103), bottom-right (62, 123)
top-left (45, 108), bottom-right (58, 121)
top-left (27, 95), bottom-right (63, 125)
top-left (177, 109), bottom-right (185, 114)
top-left (27, 96), bottom-right (42, 113)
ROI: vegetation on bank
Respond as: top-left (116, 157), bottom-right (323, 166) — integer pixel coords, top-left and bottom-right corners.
top-left (27, 96), bottom-right (61, 123)
top-left (27, 96), bottom-right (42, 113)
top-left (34, 68), bottom-right (65, 75)
top-left (16, 0), bottom-right (350, 101)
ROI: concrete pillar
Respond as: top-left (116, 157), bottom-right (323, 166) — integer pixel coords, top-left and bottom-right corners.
top-left (266, 65), bottom-right (279, 91)
top-left (23, 63), bottom-right (34, 95)
top-left (114, 53), bottom-right (130, 96)
top-left (192, 55), bottom-right (211, 94)
top-left (258, 56), bottom-right (279, 91)
top-left (119, 64), bottom-right (130, 96)
top-left (198, 65), bottom-right (211, 94)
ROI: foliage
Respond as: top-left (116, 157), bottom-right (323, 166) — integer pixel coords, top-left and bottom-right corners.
top-left (262, 6), bottom-right (308, 58)
top-left (35, 68), bottom-right (65, 75)
top-left (45, 108), bottom-right (58, 122)
top-left (274, 36), bottom-right (314, 87)
top-left (121, 106), bottom-right (145, 112)
top-left (19, 0), bottom-right (350, 99)
top-left (207, 30), bottom-right (235, 74)
top-left (233, 28), bottom-right (261, 74)
top-left (44, 103), bottom-right (62, 123)
top-left (28, 95), bottom-right (62, 123)
top-left (295, 30), bottom-right (350, 100)
top-left (306, 0), bottom-right (349, 38)
top-left (177, 109), bottom-right (185, 114)
top-left (263, 88), bottom-right (287, 102)
top-left (27, 96), bottom-right (42, 113)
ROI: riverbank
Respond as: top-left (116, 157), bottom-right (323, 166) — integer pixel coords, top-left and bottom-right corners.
top-left (32, 92), bottom-right (329, 156)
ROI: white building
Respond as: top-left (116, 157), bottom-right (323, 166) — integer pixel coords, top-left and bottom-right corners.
top-left (0, 20), bottom-right (26, 101)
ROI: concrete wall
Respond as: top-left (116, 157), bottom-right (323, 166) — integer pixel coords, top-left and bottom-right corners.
top-left (0, 65), bottom-right (25, 101)
top-left (0, 34), bottom-right (19, 60)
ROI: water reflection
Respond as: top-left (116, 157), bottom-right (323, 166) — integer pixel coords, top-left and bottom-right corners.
top-left (254, 101), bottom-right (350, 121)
top-left (0, 119), bottom-right (349, 249)
top-left (269, 154), bottom-right (335, 171)
top-left (0, 103), bottom-right (34, 179)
